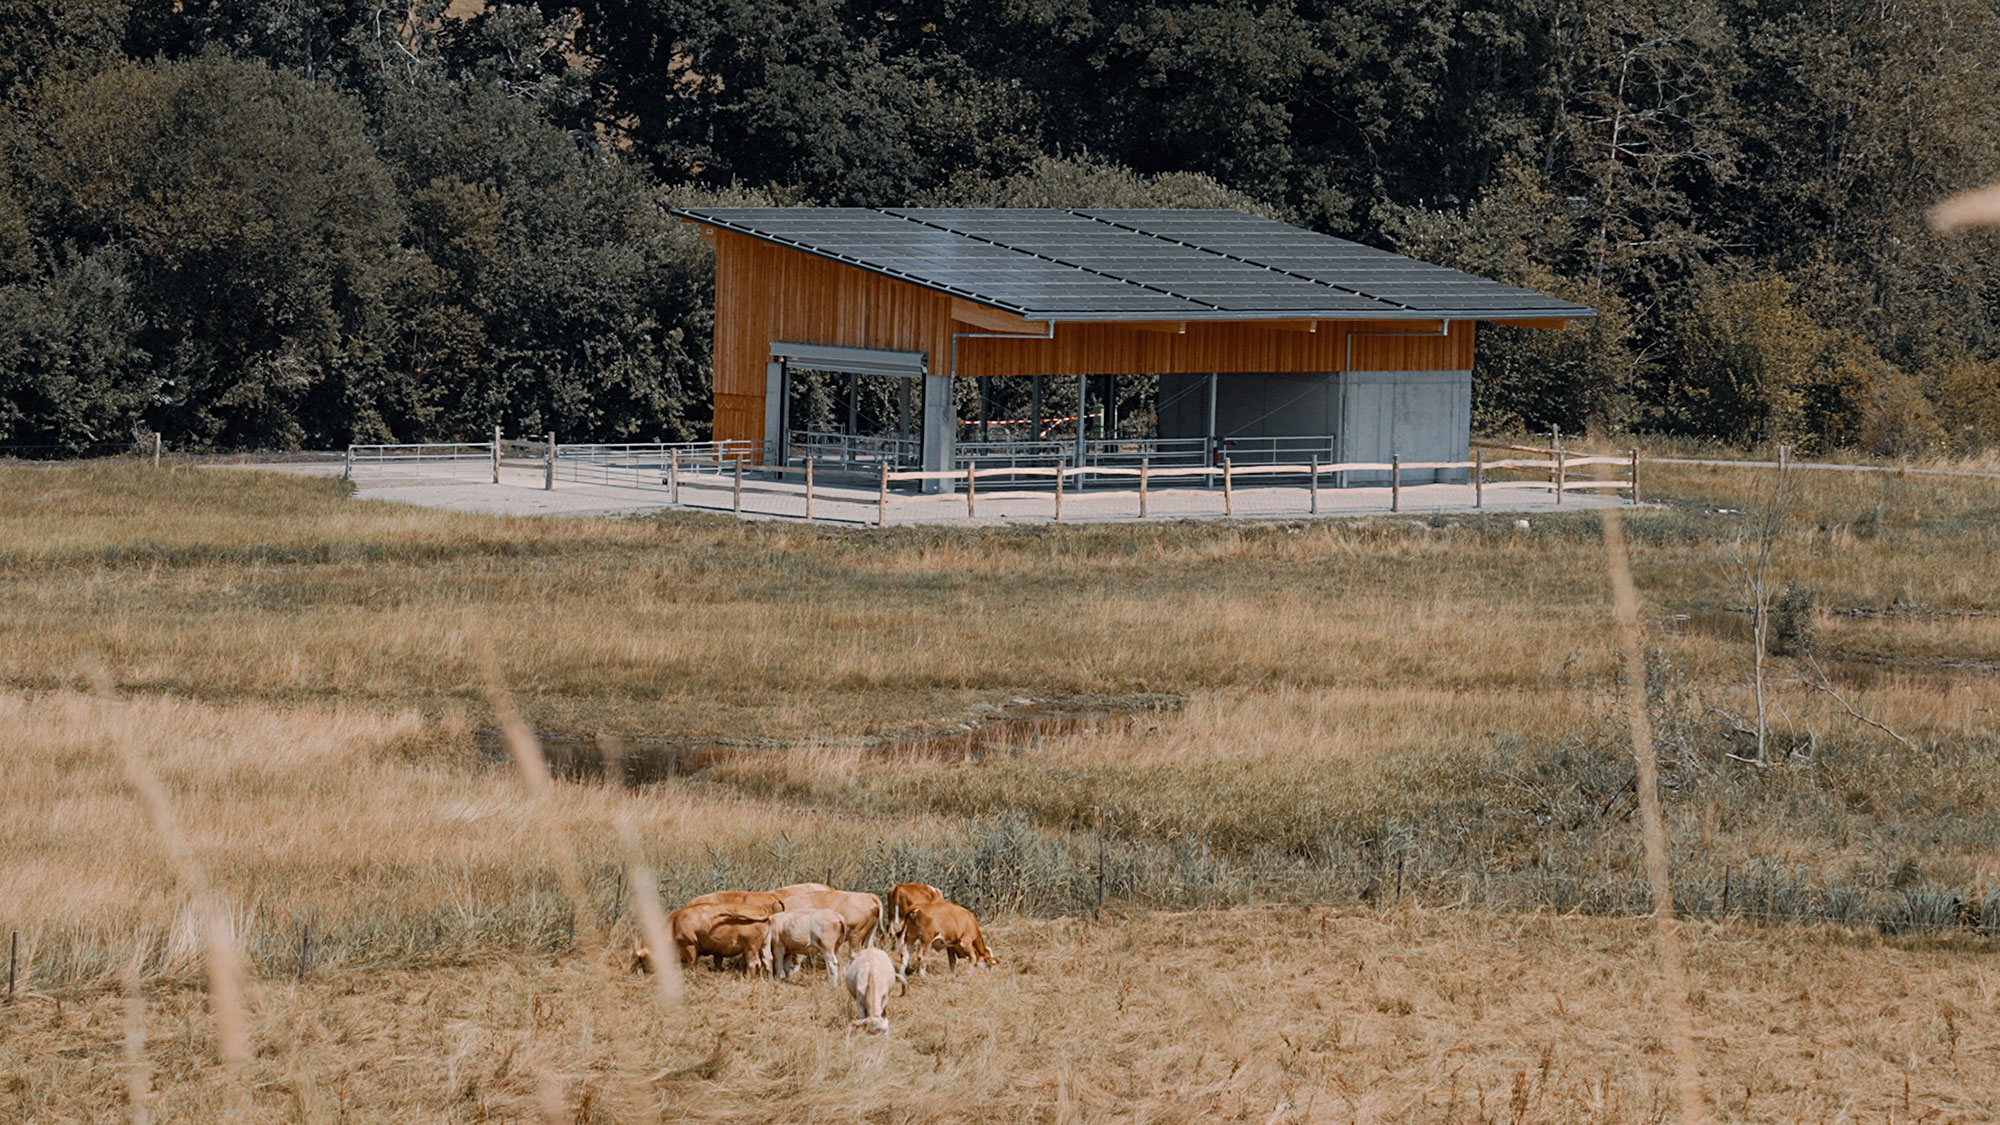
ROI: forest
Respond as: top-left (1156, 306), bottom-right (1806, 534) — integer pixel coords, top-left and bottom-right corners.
top-left (2, 0), bottom-right (1999, 456)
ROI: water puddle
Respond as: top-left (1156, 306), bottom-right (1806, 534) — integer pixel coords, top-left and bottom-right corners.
top-left (1660, 608), bottom-right (1999, 685)
top-left (474, 694), bottom-right (1178, 786)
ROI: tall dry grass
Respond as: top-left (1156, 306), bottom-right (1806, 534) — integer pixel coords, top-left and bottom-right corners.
top-left (7, 908), bottom-right (1997, 1122)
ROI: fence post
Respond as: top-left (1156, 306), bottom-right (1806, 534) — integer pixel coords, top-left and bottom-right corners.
top-left (1223, 457), bottom-right (1234, 517)
top-left (1554, 447), bottom-right (1565, 505)
top-left (1391, 453), bottom-right (1401, 513)
top-left (152, 432), bottom-right (162, 469)
top-left (877, 463), bottom-right (888, 528)
top-left (543, 432), bottom-right (554, 491)
top-left (1629, 448), bottom-right (1640, 506)
top-left (1474, 449), bottom-right (1483, 509)
top-left (343, 446), bottom-right (354, 481)
top-left (732, 459), bottom-right (743, 514)
top-left (1310, 454), bottom-right (1319, 515)
top-left (1054, 466), bottom-right (1064, 522)
top-left (804, 459), bottom-right (814, 522)
top-left (492, 425), bottom-right (501, 484)
top-left (1139, 457), bottom-right (1149, 519)
top-left (669, 449), bottom-right (680, 505)
top-left (966, 462), bottom-right (976, 518)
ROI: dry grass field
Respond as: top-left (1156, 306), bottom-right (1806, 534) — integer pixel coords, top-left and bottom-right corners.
top-left (1, 457), bottom-right (1997, 1121)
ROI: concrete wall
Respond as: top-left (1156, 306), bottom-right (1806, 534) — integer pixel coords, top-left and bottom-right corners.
top-left (1157, 370), bottom-right (1470, 483)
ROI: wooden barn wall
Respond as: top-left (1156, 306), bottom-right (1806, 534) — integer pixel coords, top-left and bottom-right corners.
top-left (953, 319), bottom-right (1476, 377)
top-left (708, 232), bottom-right (957, 444)
top-left (706, 235), bottom-right (1481, 442)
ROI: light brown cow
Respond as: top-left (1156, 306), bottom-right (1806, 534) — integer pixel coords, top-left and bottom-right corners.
top-left (685, 890), bottom-right (786, 914)
top-left (844, 948), bottom-right (897, 1033)
top-left (661, 902), bottom-right (775, 973)
top-left (767, 882), bottom-right (833, 898)
top-left (897, 901), bottom-right (997, 977)
top-left (885, 882), bottom-right (944, 940)
top-left (780, 889), bottom-right (882, 953)
top-left (764, 907), bottom-right (846, 983)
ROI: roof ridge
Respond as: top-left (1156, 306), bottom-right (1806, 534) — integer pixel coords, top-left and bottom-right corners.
top-left (876, 208), bottom-right (1226, 313)
top-left (1068, 210), bottom-right (1418, 313)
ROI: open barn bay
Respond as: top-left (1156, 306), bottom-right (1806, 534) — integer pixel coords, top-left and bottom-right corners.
top-left (3, 462), bottom-right (1999, 1122)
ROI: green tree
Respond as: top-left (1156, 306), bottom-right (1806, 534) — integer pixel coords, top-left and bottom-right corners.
top-left (14, 54), bottom-right (408, 448)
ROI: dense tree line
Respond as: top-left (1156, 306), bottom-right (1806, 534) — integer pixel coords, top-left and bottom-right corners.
top-left (1, 0), bottom-right (1997, 454)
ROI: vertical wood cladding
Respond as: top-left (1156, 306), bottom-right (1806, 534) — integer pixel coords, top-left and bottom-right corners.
top-left (704, 233), bottom-right (1481, 444)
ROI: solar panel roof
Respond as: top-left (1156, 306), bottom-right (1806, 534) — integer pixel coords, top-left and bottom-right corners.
top-left (670, 206), bottom-right (1594, 323)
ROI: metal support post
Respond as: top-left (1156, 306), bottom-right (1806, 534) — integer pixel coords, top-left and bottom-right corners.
top-left (1074, 373), bottom-right (1088, 468)
top-left (1391, 453), bottom-right (1401, 512)
top-left (1031, 376), bottom-right (1044, 440)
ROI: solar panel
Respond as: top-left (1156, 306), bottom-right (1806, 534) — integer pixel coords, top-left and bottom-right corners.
top-left (672, 206), bottom-right (1594, 322)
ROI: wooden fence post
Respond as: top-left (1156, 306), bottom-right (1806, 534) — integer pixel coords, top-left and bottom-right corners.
top-left (1474, 449), bottom-right (1483, 509)
top-left (491, 424), bottom-right (501, 484)
top-left (1391, 453), bottom-right (1401, 513)
top-left (543, 432), bottom-right (554, 491)
top-left (343, 446), bottom-right (353, 481)
top-left (966, 462), bottom-right (976, 518)
top-left (669, 449), bottom-right (680, 505)
top-left (1554, 447), bottom-right (1565, 505)
top-left (804, 458), bottom-right (814, 522)
top-left (1629, 448), bottom-right (1640, 506)
top-left (1139, 457), bottom-right (1149, 518)
top-left (877, 463), bottom-right (888, 528)
top-left (1310, 454), bottom-right (1319, 515)
top-left (152, 432), bottom-right (162, 469)
top-left (1054, 466), bottom-right (1064, 522)
top-left (1223, 457), bottom-right (1234, 517)
top-left (732, 459), bottom-right (743, 513)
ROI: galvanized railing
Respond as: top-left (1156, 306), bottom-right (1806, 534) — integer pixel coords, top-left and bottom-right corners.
top-left (789, 430), bottom-right (920, 469)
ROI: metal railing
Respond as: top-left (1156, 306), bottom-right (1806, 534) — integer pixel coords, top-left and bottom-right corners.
top-left (788, 430), bottom-right (921, 470)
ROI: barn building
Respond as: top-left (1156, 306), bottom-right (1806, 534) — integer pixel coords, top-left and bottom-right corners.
top-left (670, 207), bottom-right (1593, 491)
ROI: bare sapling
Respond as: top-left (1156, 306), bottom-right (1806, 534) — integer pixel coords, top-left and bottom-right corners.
top-left (1732, 446), bottom-right (1792, 765)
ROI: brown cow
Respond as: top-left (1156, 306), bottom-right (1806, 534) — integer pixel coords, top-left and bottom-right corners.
top-left (659, 902), bottom-right (775, 973)
top-left (885, 882), bottom-right (944, 941)
top-left (780, 889), bottom-right (882, 953)
top-left (897, 901), bottom-right (997, 977)
top-left (685, 890), bottom-right (786, 914)
top-left (767, 882), bottom-right (833, 898)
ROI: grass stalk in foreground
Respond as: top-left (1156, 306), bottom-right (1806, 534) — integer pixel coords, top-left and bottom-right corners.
top-left (1603, 508), bottom-right (1705, 1125)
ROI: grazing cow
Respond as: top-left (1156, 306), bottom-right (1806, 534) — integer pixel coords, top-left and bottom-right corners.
top-left (780, 889), bottom-right (883, 953)
top-left (885, 882), bottom-right (944, 940)
top-left (767, 882), bottom-right (833, 898)
top-left (662, 902), bottom-right (775, 973)
top-left (898, 901), bottom-right (998, 977)
top-left (844, 948), bottom-right (898, 1033)
top-left (763, 907), bottom-right (846, 983)
top-left (685, 890), bottom-right (786, 914)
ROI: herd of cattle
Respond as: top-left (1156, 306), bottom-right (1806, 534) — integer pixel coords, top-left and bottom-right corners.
top-left (631, 882), bottom-right (998, 1033)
